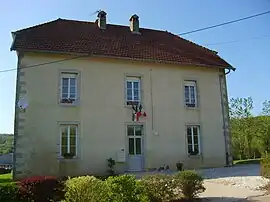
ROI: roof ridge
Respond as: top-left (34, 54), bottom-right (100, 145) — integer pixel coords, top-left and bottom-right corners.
top-left (12, 18), bottom-right (62, 34)
top-left (172, 33), bottom-right (218, 55)
top-left (11, 18), bottom-right (233, 69)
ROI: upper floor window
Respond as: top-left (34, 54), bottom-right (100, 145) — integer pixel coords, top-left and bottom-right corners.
top-left (61, 73), bottom-right (77, 104)
top-left (187, 125), bottom-right (201, 156)
top-left (126, 77), bottom-right (141, 105)
top-left (184, 81), bottom-right (197, 108)
top-left (60, 124), bottom-right (78, 159)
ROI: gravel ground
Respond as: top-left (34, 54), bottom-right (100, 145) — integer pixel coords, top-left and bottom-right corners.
top-left (197, 165), bottom-right (270, 192)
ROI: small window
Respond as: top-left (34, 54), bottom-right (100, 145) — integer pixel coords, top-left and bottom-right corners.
top-left (186, 125), bottom-right (201, 156)
top-left (60, 73), bottom-right (77, 104)
top-left (60, 125), bottom-right (78, 159)
top-left (184, 81), bottom-right (197, 108)
top-left (126, 77), bottom-right (141, 105)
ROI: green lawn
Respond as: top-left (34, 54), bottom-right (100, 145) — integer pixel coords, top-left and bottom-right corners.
top-left (0, 172), bottom-right (14, 186)
top-left (233, 158), bottom-right (261, 165)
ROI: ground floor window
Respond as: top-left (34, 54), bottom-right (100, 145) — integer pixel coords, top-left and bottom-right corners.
top-left (186, 125), bottom-right (201, 155)
top-left (127, 125), bottom-right (143, 155)
top-left (60, 124), bottom-right (78, 158)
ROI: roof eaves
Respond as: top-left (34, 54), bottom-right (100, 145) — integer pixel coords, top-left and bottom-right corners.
top-left (14, 48), bottom-right (232, 70)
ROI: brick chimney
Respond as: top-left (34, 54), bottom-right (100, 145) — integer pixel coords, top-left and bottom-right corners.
top-left (97, 10), bottom-right (107, 29)
top-left (129, 14), bottom-right (140, 34)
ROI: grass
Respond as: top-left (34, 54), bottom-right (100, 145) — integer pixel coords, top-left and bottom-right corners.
top-left (233, 158), bottom-right (261, 165)
top-left (0, 172), bottom-right (15, 186)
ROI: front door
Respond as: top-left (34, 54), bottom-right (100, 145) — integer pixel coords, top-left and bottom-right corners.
top-left (127, 125), bottom-right (144, 171)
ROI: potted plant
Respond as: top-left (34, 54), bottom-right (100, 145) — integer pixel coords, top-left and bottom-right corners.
top-left (107, 158), bottom-right (116, 176)
top-left (176, 162), bottom-right (183, 171)
top-left (63, 153), bottom-right (75, 159)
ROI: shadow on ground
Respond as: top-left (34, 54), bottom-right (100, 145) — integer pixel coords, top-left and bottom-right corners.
top-left (203, 196), bottom-right (249, 202)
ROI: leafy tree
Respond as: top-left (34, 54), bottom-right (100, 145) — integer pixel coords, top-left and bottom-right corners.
top-left (262, 100), bottom-right (270, 116)
top-left (229, 97), bottom-right (254, 159)
top-left (0, 134), bottom-right (14, 154)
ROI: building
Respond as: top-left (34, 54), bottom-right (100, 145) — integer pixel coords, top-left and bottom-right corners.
top-left (0, 153), bottom-right (13, 170)
top-left (10, 11), bottom-right (234, 180)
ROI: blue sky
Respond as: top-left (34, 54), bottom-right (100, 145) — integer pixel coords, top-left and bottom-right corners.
top-left (0, 0), bottom-right (270, 133)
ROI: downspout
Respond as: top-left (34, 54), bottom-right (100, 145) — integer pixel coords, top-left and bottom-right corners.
top-left (150, 69), bottom-right (154, 132)
top-left (220, 67), bottom-right (234, 167)
top-left (13, 53), bottom-right (21, 180)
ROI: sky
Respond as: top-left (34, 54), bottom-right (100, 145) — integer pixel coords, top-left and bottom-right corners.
top-left (0, 0), bottom-right (270, 133)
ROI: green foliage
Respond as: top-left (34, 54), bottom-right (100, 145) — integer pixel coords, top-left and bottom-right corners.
top-left (229, 97), bottom-right (270, 160)
top-left (261, 153), bottom-right (270, 179)
top-left (0, 134), bottom-right (13, 154)
top-left (0, 183), bottom-right (23, 202)
top-left (106, 175), bottom-right (149, 202)
top-left (140, 174), bottom-right (176, 202)
top-left (107, 158), bottom-right (116, 176)
top-left (64, 176), bottom-right (109, 202)
top-left (233, 158), bottom-right (261, 165)
top-left (174, 170), bottom-right (205, 200)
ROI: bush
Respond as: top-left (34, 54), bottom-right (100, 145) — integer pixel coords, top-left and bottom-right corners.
top-left (64, 175), bottom-right (109, 202)
top-left (261, 153), bottom-right (270, 179)
top-left (174, 170), bottom-right (205, 199)
top-left (0, 183), bottom-right (23, 202)
top-left (18, 176), bottom-right (65, 202)
top-left (140, 174), bottom-right (177, 202)
top-left (0, 168), bottom-right (11, 174)
top-left (106, 175), bottom-right (149, 202)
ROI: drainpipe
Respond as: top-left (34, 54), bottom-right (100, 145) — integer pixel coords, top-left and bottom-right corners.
top-left (220, 67), bottom-right (235, 167)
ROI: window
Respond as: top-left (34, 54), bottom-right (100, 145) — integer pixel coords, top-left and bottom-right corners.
top-left (127, 125), bottom-right (143, 155)
top-left (60, 73), bottom-right (77, 104)
top-left (60, 125), bottom-right (78, 158)
top-left (126, 77), bottom-right (141, 105)
top-left (184, 81), bottom-right (197, 108)
top-left (186, 125), bottom-right (200, 156)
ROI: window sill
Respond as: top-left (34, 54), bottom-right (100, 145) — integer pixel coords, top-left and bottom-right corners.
top-left (185, 106), bottom-right (199, 110)
top-left (59, 101), bottom-right (79, 107)
top-left (58, 157), bottom-right (79, 162)
top-left (188, 154), bottom-right (202, 159)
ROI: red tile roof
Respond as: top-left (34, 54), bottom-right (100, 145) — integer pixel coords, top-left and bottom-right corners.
top-left (11, 18), bottom-right (233, 69)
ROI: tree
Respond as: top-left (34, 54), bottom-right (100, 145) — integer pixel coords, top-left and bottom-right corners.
top-left (0, 134), bottom-right (14, 154)
top-left (262, 100), bottom-right (270, 116)
top-left (229, 97), bottom-right (255, 159)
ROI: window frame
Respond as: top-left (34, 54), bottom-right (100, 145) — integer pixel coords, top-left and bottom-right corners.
top-left (184, 80), bottom-right (197, 108)
top-left (60, 72), bottom-right (78, 105)
top-left (59, 124), bottom-right (78, 159)
top-left (186, 125), bottom-right (201, 156)
top-left (126, 125), bottom-right (144, 156)
top-left (125, 77), bottom-right (141, 105)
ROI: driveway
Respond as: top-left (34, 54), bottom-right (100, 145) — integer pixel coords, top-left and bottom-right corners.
top-left (130, 164), bottom-right (269, 201)
top-left (197, 165), bottom-right (269, 202)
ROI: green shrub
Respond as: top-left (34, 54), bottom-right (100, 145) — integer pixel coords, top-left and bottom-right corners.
top-left (174, 170), bottom-right (205, 199)
top-left (0, 183), bottom-right (23, 202)
top-left (64, 175), bottom-right (109, 202)
top-left (140, 174), bottom-right (177, 202)
top-left (106, 175), bottom-right (149, 202)
top-left (261, 153), bottom-right (270, 179)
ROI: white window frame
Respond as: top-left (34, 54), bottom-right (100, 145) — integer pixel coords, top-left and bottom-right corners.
top-left (60, 124), bottom-right (78, 158)
top-left (184, 81), bottom-right (197, 108)
top-left (126, 77), bottom-right (141, 105)
top-left (60, 73), bottom-right (77, 104)
top-left (186, 125), bottom-right (201, 156)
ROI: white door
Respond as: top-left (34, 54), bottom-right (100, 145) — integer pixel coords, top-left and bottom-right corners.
top-left (127, 125), bottom-right (144, 171)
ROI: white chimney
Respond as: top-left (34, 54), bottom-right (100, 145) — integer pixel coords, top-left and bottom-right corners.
top-left (129, 14), bottom-right (140, 34)
top-left (97, 10), bottom-right (107, 30)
